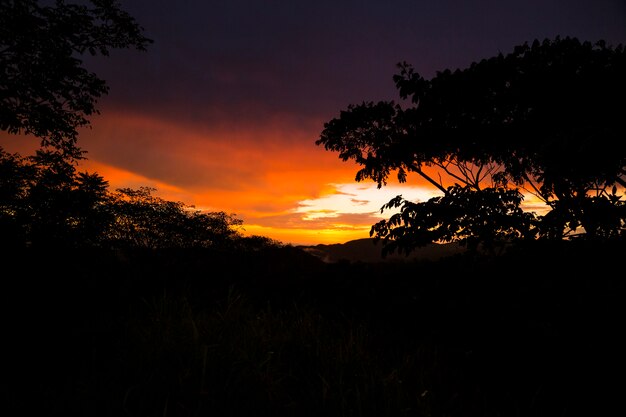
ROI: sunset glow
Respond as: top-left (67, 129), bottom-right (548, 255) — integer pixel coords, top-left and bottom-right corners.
top-left (0, 108), bottom-right (563, 247)
top-left (77, 113), bottom-right (552, 246)
top-left (71, 111), bottom-right (453, 246)
top-left (1, 0), bottom-right (622, 246)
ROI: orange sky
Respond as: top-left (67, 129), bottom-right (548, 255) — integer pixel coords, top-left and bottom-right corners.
top-left (0, 110), bottom-right (429, 246)
top-left (2, 1), bottom-right (621, 246)
top-left (1, 108), bottom-right (550, 246)
top-left (75, 110), bottom-right (448, 246)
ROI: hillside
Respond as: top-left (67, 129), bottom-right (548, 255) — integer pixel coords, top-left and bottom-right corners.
top-left (298, 238), bottom-right (464, 263)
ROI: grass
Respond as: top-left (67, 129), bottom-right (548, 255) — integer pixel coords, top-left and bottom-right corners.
top-left (88, 288), bottom-right (437, 417)
top-left (4, 240), bottom-right (625, 416)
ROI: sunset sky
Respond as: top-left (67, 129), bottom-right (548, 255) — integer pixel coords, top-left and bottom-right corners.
top-left (3, 0), bottom-right (625, 245)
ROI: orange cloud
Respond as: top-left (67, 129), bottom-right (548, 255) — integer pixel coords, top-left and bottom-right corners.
top-left (69, 110), bottom-right (374, 244)
top-left (2, 110), bottom-right (553, 247)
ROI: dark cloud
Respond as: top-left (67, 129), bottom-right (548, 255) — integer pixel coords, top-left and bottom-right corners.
top-left (87, 0), bottom-right (626, 130)
top-left (20, 0), bottom-right (621, 246)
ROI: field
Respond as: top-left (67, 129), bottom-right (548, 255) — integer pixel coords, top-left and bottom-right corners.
top-left (5, 240), bottom-right (625, 416)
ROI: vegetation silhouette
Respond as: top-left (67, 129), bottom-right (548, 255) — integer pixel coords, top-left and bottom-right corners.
top-left (0, 139), bottom-right (260, 250)
top-left (0, 1), bottom-right (256, 252)
top-left (1, 4), bottom-right (625, 416)
top-left (0, 0), bottom-right (152, 157)
top-left (317, 37), bottom-right (626, 256)
top-left (6, 235), bottom-right (625, 416)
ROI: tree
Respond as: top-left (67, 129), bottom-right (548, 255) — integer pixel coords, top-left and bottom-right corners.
top-left (317, 37), bottom-right (626, 256)
top-left (0, 148), bottom-right (33, 246)
top-left (27, 148), bottom-right (113, 247)
top-left (105, 187), bottom-right (244, 250)
top-left (0, 0), bottom-right (152, 156)
top-left (0, 2), bottom-right (268, 252)
top-left (0, 145), bottom-right (112, 248)
top-left (0, 146), bottom-right (248, 250)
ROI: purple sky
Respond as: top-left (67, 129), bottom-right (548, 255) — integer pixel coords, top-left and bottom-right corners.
top-left (89, 0), bottom-right (626, 126)
top-left (11, 0), bottom-right (624, 245)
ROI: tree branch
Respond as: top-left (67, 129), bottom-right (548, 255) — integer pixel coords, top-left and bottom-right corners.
top-left (412, 165), bottom-right (448, 195)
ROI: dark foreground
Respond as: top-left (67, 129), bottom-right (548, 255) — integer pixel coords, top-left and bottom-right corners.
top-left (4, 241), bottom-right (625, 416)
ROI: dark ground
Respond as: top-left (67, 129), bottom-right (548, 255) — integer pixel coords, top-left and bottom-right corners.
top-left (4, 240), bottom-right (625, 416)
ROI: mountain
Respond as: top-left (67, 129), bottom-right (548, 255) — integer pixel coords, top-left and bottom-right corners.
top-left (298, 238), bottom-right (464, 263)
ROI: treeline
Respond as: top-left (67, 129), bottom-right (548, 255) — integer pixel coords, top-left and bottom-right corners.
top-left (0, 146), bottom-right (278, 251)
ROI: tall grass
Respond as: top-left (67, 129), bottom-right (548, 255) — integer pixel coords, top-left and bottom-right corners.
top-left (100, 286), bottom-right (440, 417)
top-left (5, 241), bottom-right (625, 416)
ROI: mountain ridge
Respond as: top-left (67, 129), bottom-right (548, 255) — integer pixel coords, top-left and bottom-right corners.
top-left (297, 238), bottom-right (464, 263)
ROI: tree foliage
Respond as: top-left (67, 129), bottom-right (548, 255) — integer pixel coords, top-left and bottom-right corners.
top-left (0, 147), bottom-right (248, 250)
top-left (317, 37), bottom-right (626, 255)
top-left (371, 186), bottom-right (537, 256)
top-left (0, 2), bottom-right (271, 253)
top-left (0, 0), bottom-right (152, 154)
top-left (0, 146), bottom-right (109, 247)
top-left (106, 186), bottom-right (243, 250)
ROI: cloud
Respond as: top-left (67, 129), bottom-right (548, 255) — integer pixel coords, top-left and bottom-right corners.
top-left (244, 210), bottom-right (380, 230)
top-left (90, 0), bottom-right (626, 136)
top-left (77, 110), bottom-right (355, 193)
top-left (6, 0), bottom-right (623, 247)
top-left (70, 110), bottom-right (375, 234)
top-left (239, 211), bottom-right (381, 246)
top-left (350, 198), bottom-right (370, 205)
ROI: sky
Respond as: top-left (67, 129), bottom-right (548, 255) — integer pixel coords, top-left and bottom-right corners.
top-left (3, 0), bottom-right (626, 245)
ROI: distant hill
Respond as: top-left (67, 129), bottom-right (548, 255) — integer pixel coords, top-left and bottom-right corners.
top-left (298, 238), bottom-right (464, 263)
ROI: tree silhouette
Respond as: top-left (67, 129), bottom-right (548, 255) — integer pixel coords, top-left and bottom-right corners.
top-left (317, 37), bottom-right (626, 255)
top-left (105, 187), bottom-right (244, 250)
top-left (0, 146), bottom-right (111, 248)
top-left (0, 146), bottom-right (248, 250)
top-left (26, 147), bottom-right (110, 247)
top-left (0, 0), bottom-right (152, 155)
top-left (0, 3), bottom-right (259, 252)
top-left (0, 148), bottom-right (33, 246)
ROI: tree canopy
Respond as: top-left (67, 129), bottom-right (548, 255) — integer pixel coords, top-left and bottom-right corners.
top-left (0, 2), bottom-right (274, 252)
top-left (0, 0), bottom-right (152, 155)
top-left (317, 37), bottom-right (626, 255)
top-left (0, 147), bottom-right (252, 250)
